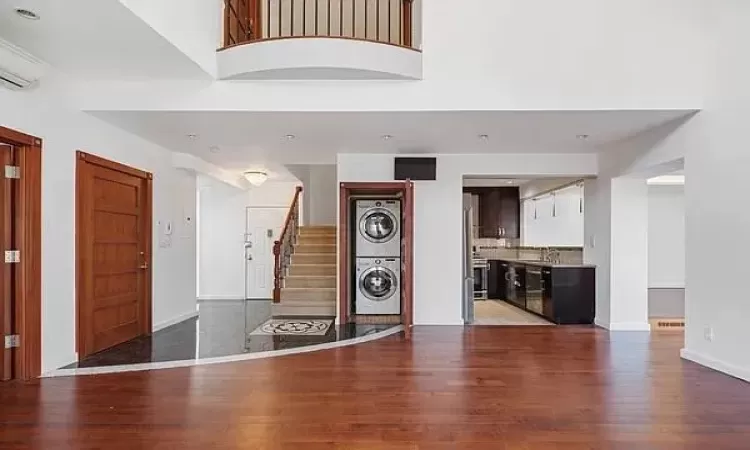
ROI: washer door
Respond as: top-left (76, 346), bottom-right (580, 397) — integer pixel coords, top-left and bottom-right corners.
top-left (359, 266), bottom-right (398, 301)
top-left (359, 208), bottom-right (398, 243)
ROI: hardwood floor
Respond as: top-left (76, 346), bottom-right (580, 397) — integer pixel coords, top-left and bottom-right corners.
top-left (1, 326), bottom-right (749, 449)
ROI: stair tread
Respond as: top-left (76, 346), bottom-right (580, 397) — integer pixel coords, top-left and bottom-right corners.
top-left (286, 275), bottom-right (336, 278)
top-left (291, 263), bottom-right (336, 266)
top-left (277, 299), bottom-right (336, 304)
top-left (282, 287), bottom-right (335, 291)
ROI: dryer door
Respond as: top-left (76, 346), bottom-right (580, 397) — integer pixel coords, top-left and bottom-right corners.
top-left (359, 266), bottom-right (398, 301)
top-left (359, 208), bottom-right (398, 243)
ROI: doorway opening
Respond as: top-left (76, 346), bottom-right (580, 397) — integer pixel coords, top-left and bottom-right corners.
top-left (462, 176), bottom-right (595, 327)
top-left (76, 151), bottom-right (153, 360)
top-left (646, 166), bottom-right (685, 331)
top-left (339, 182), bottom-right (414, 338)
top-left (0, 126), bottom-right (42, 381)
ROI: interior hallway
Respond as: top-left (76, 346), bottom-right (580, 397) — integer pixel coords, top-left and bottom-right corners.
top-left (2, 327), bottom-right (748, 449)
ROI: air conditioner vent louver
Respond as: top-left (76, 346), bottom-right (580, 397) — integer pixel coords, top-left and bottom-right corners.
top-left (0, 38), bottom-right (46, 91)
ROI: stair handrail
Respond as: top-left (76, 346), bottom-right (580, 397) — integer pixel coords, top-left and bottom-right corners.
top-left (273, 186), bottom-right (303, 303)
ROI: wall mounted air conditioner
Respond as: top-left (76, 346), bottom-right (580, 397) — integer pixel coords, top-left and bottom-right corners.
top-left (0, 38), bottom-right (46, 91)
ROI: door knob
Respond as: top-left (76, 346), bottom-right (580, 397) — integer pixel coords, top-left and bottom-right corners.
top-left (247, 254), bottom-right (253, 261)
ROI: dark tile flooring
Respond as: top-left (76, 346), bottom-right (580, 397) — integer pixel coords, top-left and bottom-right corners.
top-left (64, 299), bottom-right (396, 369)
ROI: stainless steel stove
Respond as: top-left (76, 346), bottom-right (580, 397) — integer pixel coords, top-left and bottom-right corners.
top-left (472, 257), bottom-right (488, 300)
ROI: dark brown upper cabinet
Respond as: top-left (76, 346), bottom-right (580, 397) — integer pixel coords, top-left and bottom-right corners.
top-left (463, 187), bottom-right (520, 238)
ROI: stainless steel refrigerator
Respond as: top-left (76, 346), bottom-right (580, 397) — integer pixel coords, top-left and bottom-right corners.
top-left (462, 193), bottom-right (474, 324)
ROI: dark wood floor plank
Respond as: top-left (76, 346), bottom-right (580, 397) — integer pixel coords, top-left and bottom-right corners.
top-left (1, 326), bottom-right (750, 449)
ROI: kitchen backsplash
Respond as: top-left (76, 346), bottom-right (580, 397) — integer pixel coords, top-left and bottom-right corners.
top-left (474, 238), bottom-right (583, 264)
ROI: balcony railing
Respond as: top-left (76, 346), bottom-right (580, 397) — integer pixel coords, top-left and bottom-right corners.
top-left (223, 0), bottom-right (415, 49)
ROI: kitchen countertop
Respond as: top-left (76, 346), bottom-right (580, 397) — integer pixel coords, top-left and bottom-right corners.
top-left (489, 258), bottom-right (596, 269)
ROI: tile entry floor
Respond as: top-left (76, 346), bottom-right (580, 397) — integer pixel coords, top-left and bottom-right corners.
top-left (473, 299), bottom-right (554, 325)
top-left (64, 299), bottom-right (395, 369)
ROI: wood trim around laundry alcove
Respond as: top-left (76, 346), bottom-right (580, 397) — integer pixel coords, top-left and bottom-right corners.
top-left (0, 126), bottom-right (42, 380)
top-left (338, 181), bottom-right (414, 339)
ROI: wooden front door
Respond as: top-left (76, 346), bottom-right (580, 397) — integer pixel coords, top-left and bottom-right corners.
top-left (76, 152), bottom-right (152, 359)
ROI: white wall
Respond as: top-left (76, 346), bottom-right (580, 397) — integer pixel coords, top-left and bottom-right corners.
top-left (308, 165), bottom-right (337, 225)
top-left (285, 164), bottom-right (336, 226)
top-left (119, 0), bottom-right (222, 76)
top-left (584, 1), bottom-right (750, 381)
top-left (521, 184), bottom-right (584, 247)
top-left (74, 0), bottom-right (706, 111)
top-left (679, 2), bottom-right (750, 381)
top-left (198, 177), bottom-right (300, 299)
top-left (648, 185), bottom-right (685, 288)
top-left (0, 79), bottom-right (197, 372)
top-left (338, 153), bottom-right (597, 325)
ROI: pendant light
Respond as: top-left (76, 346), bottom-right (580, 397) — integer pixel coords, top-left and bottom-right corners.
top-left (551, 192), bottom-right (557, 217)
top-left (533, 199), bottom-right (538, 220)
top-left (578, 182), bottom-right (584, 214)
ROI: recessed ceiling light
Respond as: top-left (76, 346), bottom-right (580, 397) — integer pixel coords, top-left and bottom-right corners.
top-left (14, 8), bottom-right (40, 20)
top-left (285, 134), bottom-right (296, 140)
top-left (209, 146), bottom-right (220, 153)
top-left (187, 133), bottom-right (198, 139)
top-left (576, 134), bottom-right (590, 140)
top-left (478, 134), bottom-right (489, 140)
top-left (381, 135), bottom-right (393, 140)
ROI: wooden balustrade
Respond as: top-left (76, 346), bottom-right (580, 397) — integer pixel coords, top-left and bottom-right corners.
top-left (272, 186), bottom-right (303, 303)
top-left (223, 0), bottom-right (415, 48)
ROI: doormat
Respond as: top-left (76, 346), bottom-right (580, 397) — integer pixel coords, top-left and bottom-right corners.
top-left (249, 319), bottom-right (333, 336)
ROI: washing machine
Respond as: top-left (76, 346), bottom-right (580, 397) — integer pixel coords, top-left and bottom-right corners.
top-left (355, 199), bottom-right (401, 257)
top-left (355, 257), bottom-right (401, 315)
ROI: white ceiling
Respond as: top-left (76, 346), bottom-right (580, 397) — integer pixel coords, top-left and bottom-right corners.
top-left (89, 109), bottom-right (693, 168)
top-left (0, 0), bottom-right (209, 79)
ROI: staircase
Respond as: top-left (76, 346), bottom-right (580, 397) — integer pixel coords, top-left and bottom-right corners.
top-left (273, 225), bottom-right (337, 317)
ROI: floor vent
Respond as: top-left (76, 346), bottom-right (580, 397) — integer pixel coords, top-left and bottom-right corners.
top-left (650, 318), bottom-right (685, 330)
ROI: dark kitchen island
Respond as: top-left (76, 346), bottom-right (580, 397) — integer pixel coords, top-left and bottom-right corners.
top-left (488, 259), bottom-right (595, 325)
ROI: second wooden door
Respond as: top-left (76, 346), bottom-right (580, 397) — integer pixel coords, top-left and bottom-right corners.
top-left (77, 152), bottom-right (152, 359)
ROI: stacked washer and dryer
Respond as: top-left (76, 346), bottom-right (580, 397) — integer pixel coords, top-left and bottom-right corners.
top-left (354, 199), bottom-right (401, 315)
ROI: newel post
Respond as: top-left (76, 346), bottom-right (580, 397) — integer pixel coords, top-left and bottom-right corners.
top-left (272, 241), bottom-right (281, 303)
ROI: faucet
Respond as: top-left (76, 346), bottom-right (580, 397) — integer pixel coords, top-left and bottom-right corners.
top-left (542, 248), bottom-right (561, 264)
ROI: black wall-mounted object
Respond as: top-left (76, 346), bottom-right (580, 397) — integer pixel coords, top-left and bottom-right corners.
top-left (394, 157), bottom-right (436, 181)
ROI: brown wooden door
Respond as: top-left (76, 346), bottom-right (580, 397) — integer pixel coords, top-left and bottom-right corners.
top-left (77, 152), bottom-right (152, 359)
top-left (0, 143), bottom-right (12, 380)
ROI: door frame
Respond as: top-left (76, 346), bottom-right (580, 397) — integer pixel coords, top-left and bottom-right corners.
top-left (0, 126), bottom-right (42, 380)
top-left (338, 181), bottom-right (414, 338)
top-left (75, 151), bottom-right (153, 359)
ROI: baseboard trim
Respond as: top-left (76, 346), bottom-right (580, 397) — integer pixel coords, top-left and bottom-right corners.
top-left (608, 321), bottom-right (651, 331)
top-left (681, 348), bottom-right (750, 383)
top-left (197, 295), bottom-right (245, 301)
top-left (153, 310), bottom-right (198, 332)
top-left (594, 319), bottom-right (651, 331)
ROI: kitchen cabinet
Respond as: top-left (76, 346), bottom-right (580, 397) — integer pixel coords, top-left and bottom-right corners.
top-left (542, 268), bottom-right (554, 318)
top-left (488, 260), bottom-right (509, 300)
top-left (463, 187), bottom-right (520, 238)
top-left (490, 260), bottom-right (595, 325)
